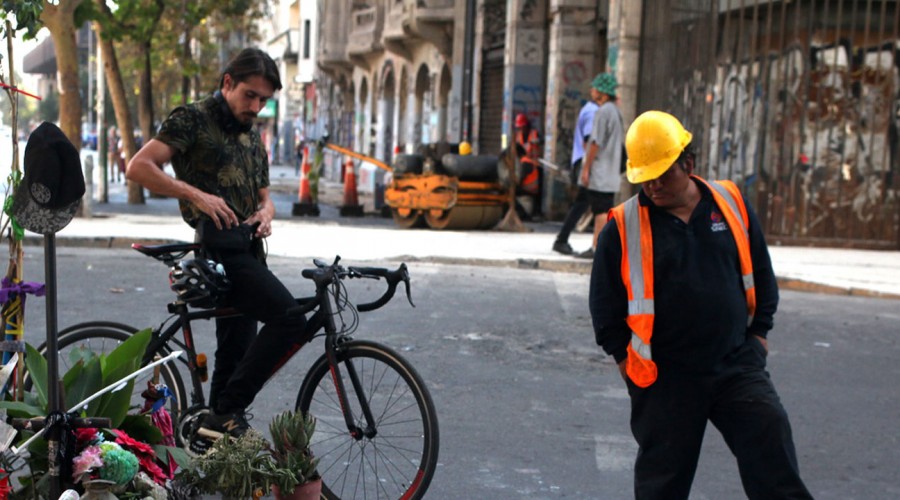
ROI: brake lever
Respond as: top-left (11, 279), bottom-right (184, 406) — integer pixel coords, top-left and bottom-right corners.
top-left (400, 264), bottom-right (415, 307)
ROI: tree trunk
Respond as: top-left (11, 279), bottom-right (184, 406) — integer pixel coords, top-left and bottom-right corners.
top-left (40, 0), bottom-right (84, 148)
top-left (138, 40), bottom-right (154, 144)
top-left (138, 41), bottom-right (153, 144)
top-left (181, 23), bottom-right (191, 106)
top-left (93, 9), bottom-right (144, 204)
top-left (138, 0), bottom-right (164, 143)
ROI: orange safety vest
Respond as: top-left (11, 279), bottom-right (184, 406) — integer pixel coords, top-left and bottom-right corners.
top-left (608, 176), bottom-right (757, 388)
top-left (517, 129), bottom-right (541, 193)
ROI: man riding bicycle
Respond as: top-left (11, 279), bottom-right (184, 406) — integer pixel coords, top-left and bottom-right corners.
top-left (127, 48), bottom-right (305, 439)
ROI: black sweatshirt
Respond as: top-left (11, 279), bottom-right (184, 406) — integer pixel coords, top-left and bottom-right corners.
top-left (589, 179), bottom-right (779, 373)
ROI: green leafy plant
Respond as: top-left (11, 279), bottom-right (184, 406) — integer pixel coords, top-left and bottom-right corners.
top-left (0, 329), bottom-right (190, 495)
top-left (177, 430), bottom-right (272, 499)
top-left (266, 410), bottom-right (319, 495)
top-left (177, 410), bottom-right (319, 498)
top-left (0, 329), bottom-right (153, 429)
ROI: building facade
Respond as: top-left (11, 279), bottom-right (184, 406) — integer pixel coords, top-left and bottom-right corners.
top-left (256, 0), bottom-right (900, 248)
top-left (304, 0), bottom-right (617, 216)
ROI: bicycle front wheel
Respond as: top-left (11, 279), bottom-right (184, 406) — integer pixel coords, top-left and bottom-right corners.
top-left (296, 340), bottom-right (439, 500)
top-left (36, 323), bottom-right (187, 424)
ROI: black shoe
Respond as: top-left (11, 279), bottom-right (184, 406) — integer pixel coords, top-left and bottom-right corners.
top-left (553, 240), bottom-right (574, 255)
top-left (576, 248), bottom-right (594, 259)
top-left (197, 410), bottom-right (252, 440)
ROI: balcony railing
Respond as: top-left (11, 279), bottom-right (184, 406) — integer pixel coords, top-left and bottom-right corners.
top-left (383, 0), bottom-right (408, 41)
top-left (347, 6), bottom-right (384, 57)
top-left (317, 2), bottom-right (352, 75)
top-left (415, 0), bottom-right (454, 22)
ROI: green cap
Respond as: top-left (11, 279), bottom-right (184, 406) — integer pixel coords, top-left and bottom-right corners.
top-left (592, 72), bottom-right (617, 97)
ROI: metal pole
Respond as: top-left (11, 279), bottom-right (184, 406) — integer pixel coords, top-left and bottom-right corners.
top-left (43, 233), bottom-right (61, 498)
top-left (461, 0), bottom-right (476, 141)
top-left (97, 27), bottom-right (108, 203)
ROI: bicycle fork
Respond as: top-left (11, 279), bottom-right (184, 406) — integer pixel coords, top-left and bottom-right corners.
top-left (327, 345), bottom-right (379, 441)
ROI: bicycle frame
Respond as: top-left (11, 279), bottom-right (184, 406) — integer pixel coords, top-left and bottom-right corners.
top-left (140, 276), bottom-right (380, 440)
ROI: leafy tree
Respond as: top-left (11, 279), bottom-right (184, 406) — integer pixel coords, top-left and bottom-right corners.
top-left (40, 0), bottom-right (86, 148)
top-left (92, 0), bottom-right (143, 203)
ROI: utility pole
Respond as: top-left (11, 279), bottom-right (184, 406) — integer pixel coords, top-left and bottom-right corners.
top-left (461, 0), bottom-right (476, 141)
top-left (96, 25), bottom-right (107, 203)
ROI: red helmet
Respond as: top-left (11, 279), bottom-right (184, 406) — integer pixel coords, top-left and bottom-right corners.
top-left (515, 113), bottom-right (529, 128)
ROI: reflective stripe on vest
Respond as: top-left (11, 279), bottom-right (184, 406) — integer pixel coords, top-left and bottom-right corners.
top-left (698, 178), bottom-right (757, 323)
top-left (609, 177), bottom-right (756, 388)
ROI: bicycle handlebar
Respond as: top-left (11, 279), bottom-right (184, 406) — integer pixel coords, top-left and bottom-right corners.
top-left (287, 257), bottom-right (414, 316)
top-left (349, 263), bottom-right (413, 312)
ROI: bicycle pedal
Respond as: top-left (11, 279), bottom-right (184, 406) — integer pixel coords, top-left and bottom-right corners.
top-left (189, 434), bottom-right (214, 455)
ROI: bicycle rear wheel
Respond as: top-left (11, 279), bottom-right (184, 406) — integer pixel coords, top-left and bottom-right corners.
top-left (296, 340), bottom-right (439, 500)
top-left (35, 322), bottom-right (187, 426)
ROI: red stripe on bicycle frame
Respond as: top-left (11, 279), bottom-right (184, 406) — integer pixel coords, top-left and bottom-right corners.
top-left (328, 364), bottom-right (357, 437)
top-left (400, 469), bottom-right (425, 500)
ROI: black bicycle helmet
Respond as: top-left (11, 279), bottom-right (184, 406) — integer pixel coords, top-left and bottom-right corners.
top-left (169, 258), bottom-right (231, 308)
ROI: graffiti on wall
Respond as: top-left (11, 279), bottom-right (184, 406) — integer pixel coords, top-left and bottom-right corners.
top-left (553, 60), bottom-right (591, 168)
top-left (704, 39), bottom-right (898, 244)
top-left (512, 84), bottom-right (543, 119)
top-left (516, 29), bottom-right (544, 66)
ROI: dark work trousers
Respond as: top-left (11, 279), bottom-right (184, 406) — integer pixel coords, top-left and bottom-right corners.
top-left (628, 338), bottom-right (812, 499)
top-left (207, 249), bottom-right (307, 414)
top-left (556, 185), bottom-right (589, 245)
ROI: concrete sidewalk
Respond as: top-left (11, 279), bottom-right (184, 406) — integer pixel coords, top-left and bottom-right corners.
top-left (31, 165), bottom-right (900, 300)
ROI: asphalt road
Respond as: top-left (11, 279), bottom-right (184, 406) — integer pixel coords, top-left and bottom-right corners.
top-left (16, 246), bottom-right (900, 499)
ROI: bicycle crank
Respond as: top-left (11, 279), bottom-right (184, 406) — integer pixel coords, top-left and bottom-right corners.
top-left (177, 405), bottom-right (214, 457)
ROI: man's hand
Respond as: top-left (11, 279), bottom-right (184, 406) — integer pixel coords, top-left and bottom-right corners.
top-left (617, 360), bottom-right (628, 383)
top-left (753, 335), bottom-right (769, 353)
top-left (581, 142), bottom-right (598, 186)
top-left (192, 191), bottom-right (239, 230)
top-left (244, 210), bottom-right (273, 238)
top-left (244, 188), bottom-right (275, 238)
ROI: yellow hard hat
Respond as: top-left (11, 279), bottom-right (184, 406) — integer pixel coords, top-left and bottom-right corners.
top-left (459, 141), bottom-right (472, 155)
top-left (625, 110), bottom-right (693, 183)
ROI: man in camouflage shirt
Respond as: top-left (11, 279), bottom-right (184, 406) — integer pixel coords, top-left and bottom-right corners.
top-left (128, 48), bottom-right (306, 439)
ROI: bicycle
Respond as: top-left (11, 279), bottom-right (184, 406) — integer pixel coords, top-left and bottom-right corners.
top-left (37, 242), bottom-right (439, 500)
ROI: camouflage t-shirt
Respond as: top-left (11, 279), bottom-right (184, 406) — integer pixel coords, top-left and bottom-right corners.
top-left (155, 94), bottom-right (270, 228)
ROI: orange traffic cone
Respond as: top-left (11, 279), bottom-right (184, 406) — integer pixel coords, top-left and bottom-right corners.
top-left (292, 146), bottom-right (320, 216)
top-left (340, 158), bottom-right (364, 217)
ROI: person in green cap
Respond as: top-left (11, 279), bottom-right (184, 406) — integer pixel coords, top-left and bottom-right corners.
top-left (573, 72), bottom-right (624, 259)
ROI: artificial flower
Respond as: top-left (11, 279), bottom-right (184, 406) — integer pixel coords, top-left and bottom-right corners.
top-left (71, 445), bottom-right (103, 482)
top-left (98, 447), bottom-right (139, 485)
top-left (74, 427), bottom-right (99, 448)
top-left (114, 429), bottom-right (170, 483)
top-left (137, 454), bottom-right (168, 485)
top-left (113, 430), bottom-right (154, 456)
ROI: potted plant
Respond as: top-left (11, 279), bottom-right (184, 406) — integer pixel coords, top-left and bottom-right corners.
top-left (265, 410), bottom-right (321, 500)
top-left (175, 409), bottom-right (320, 500)
top-left (176, 430), bottom-right (271, 499)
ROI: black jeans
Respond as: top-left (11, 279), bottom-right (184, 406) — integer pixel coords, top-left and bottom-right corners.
top-left (628, 338), bottom-right (812, 499)
top-left (207, 249), bottom-right (307, 414)
top-left (556, 186), bottom-right (589, 244)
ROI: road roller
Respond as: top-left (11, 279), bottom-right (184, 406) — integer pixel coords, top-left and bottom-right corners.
top-left (386, 149), bottom-right (510, 230)
top-left (320, 140), bottom-right (517, 230)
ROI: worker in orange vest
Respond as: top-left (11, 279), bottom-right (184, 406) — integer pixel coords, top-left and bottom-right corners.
top-left (514, 112), bottom-right (543, 219)
top-left (589, 111), bottom-right (812, 499)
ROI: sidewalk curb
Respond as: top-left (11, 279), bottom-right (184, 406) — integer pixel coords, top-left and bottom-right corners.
top-left (775, 277), bottom-right (900, 300)
top-left (24, 235), bottom-right (182, 249)
top-left (23, 235), bottom-right (898, 300)
top-left (398, 255), bottom-right (593, 274)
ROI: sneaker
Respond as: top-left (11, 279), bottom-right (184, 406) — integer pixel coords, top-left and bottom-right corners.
top-left (576, 248), bottom-right (595, 259)
top-left (197, 410), bottom-right (252, 440)
top-left (553, 240), bottom-right (574, 255)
